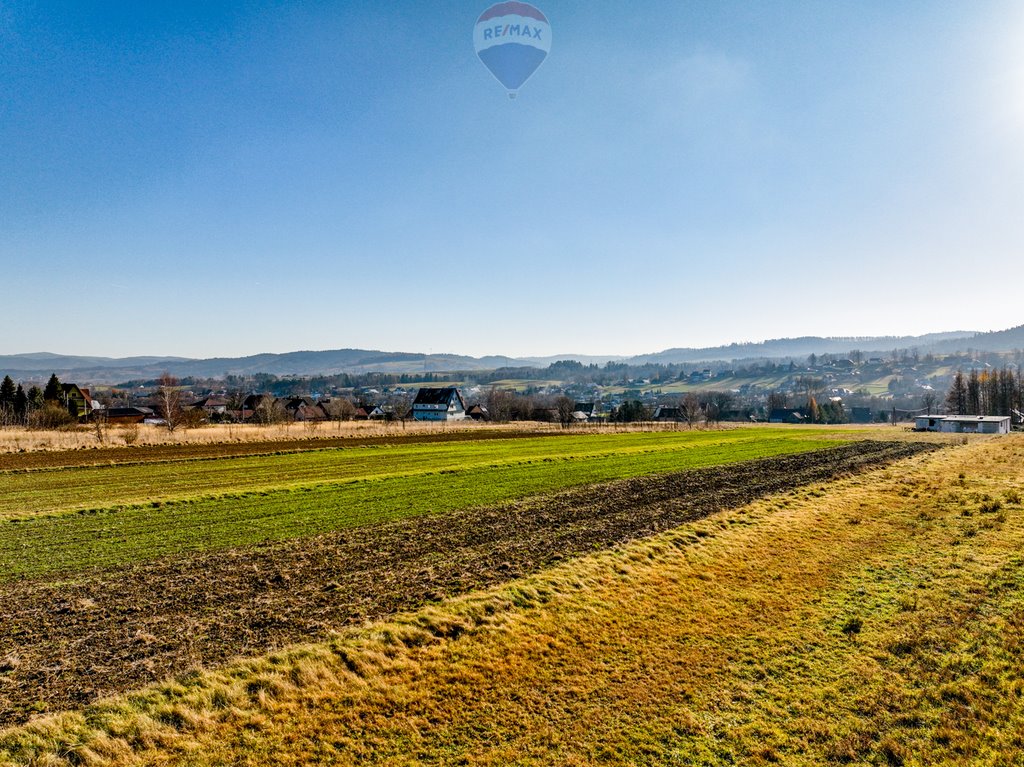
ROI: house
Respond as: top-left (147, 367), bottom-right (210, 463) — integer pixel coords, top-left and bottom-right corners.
top-left (191, 396), bottom-right (229, 416)
top-left (102, 406), bottom-right (154, 425)
top-left (914, 415), bottom-right (1011, 434)
top-left (241, 393), bottom-right (268, 415)
top-left (411, 387), bottom-right (467, 421)
top-left (190, 396), bottom-right (231, 421)
top-left (61, 384), bottom-right (92, 420)
top-left (768, 408), bottom-right (806, 424)
top-left (240, 393), bottom-right (287, 423)
top-left (466, 404), bottom-right (489, 421)
top-left (572, 402), bottom-right (601, 422)
top-left (283, 397), bottom-right (329, 422)
top-left (354, 404), bottom-right (386, 420)
top-left (651, 406), bottom-right (683, 422)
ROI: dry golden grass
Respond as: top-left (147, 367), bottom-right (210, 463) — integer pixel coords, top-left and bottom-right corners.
top-left (3, 435), bottom-right (1022, 765)
top-left (0, 420), bottom-right (536, 453)
top-left (0, 420), bottom-right (972, 454)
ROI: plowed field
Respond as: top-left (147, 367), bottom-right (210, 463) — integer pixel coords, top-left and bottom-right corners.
top-left (0, 440), bottom-right (937, 726)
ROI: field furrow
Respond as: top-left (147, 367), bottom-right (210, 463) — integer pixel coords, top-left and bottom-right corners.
top-left (0, 430), bottom-right (834, 520)
top-left (0, 433), bottom-right (835, 579)
top-left (0, 440), bottom-right (936, 727)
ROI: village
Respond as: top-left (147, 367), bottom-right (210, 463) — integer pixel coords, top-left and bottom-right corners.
top-left (3, 345), bottom-right (1023, 432)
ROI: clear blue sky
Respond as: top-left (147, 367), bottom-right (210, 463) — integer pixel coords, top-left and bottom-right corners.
top-left (2, 1), bottom-right (1022, 359)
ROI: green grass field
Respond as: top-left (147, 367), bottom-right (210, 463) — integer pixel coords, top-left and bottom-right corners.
top-left (0, 429), bottom-right (846, 581)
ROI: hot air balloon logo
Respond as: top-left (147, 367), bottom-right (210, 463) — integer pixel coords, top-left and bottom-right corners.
top-left (473, 2), bottom-right (551, 98)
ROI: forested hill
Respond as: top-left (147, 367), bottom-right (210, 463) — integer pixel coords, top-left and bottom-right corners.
top-left (3, 325), bottom-right (1024, 383)
top-left (627, 331), bottom-right (983, 365)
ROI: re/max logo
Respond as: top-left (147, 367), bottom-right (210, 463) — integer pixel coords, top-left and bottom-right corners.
top-left (482, 23), bottom-right (543, 41)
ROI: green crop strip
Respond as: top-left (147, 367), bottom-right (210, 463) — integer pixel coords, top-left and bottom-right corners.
top-left (0, 432), bottom-right (838, 581)
top-left (0, 429), bottom-right (853, 521)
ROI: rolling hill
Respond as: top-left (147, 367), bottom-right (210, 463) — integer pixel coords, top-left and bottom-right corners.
top-left (2, 324), bottom-right (1022, 383)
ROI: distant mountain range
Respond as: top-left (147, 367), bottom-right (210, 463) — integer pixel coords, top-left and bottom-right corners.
top-left (0, 349), bottom-right (626, 383)
top-left (628, 331), bottom-right (983, 365)
top-left (2, 324), bottom-right (1022, 384)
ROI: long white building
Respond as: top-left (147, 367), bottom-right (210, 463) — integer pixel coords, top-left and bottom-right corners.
top-left (914, 415), bottom-right (1011, 434)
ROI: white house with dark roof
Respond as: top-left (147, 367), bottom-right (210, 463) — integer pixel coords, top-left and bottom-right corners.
top-left (411, 387), bottom-right (467, 421)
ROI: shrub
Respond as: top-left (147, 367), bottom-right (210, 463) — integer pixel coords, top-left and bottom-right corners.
top-left (27, 403), bottom-right (77, 430)
top-left (121, 423), bottom-right (140, 446)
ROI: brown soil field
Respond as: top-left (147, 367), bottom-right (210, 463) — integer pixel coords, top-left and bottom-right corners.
top-left (0, 440), bottom-right (937, 728)
top-left (0, 428), bottom-right (564, 472)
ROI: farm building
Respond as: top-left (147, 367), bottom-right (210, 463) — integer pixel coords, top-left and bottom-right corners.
top-left (651, 406), bottom-right (683, 422)
top-left (101, 406), bottom-right (154, 425)
top-left (914, 415), bottom-right (1011, 434)
top-left (411, 387), bottom-right (466, 421)
top-left (768, 408), bottom-right (806, 424)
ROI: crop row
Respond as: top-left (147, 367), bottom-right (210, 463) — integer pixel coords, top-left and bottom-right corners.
top-left (0, 434), bottom-right (835, 581)
top-left (0, 429), bottom-right (845, 521)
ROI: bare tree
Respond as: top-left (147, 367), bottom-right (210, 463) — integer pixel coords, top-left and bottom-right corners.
top-left (225, 387), bottom-right (250, 423)
top-left (510, 394), bottom-right (535, 422)
top-left (704, 391), bottom-right (733, 425)
top-left (921, 391), bottom-right (938, 415)
top-left (324, 397), bottom-right (357, 422)
top-left (767, 391), bottom-right (788, 411)
top-left (386, 392), bottom-right (411, 428)
top-left (485, 387), bottom-right (515, 422)
top-left (944, 370), bottom-right (967, 415)
top-left (253, 394), bottom-right (287, 425)
top-left (156, 373), bottom-right (185, 432)
top-left (682, 393), bottom-right (702, 429)
top-left (555, 395), bottom-right (576, 428)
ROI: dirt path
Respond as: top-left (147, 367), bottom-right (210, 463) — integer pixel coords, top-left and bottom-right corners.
top-left (0, 440), bottom-right (938, 726)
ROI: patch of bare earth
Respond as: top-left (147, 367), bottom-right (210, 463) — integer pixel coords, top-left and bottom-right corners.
top-left (0, 440), bottom-right (937, 726)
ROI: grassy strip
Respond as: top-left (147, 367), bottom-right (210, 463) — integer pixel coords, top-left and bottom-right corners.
top-left (0, 435), bottom-right (833, 581)
top-left (0, 429), bottom-right (846, 521)
top-left (1, 436), bottom-right (1021, 765)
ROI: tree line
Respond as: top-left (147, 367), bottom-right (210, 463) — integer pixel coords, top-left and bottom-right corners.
top-left (944, 368), bottom-right (1024, 417)
top-left (0, 373), bottom-right (80, 428)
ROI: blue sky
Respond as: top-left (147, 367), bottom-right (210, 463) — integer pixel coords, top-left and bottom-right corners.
top-left (2, 1), bottom-right (1022, 359)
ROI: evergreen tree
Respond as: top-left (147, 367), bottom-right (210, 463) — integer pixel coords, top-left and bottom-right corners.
top-left (43, 373), bottom-right (63, 403)
top-left (13, 384), bottom-right (27, 421)
top-left (27, 386), bottom-right (45, 411)
top-left (0, 375), bottom-right (15, 412)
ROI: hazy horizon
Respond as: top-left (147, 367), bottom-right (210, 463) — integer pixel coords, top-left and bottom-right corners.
top-left (0, 324), bottom-right (1005, 365)
top-left (3, 1), bottom-right (1022, 358)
